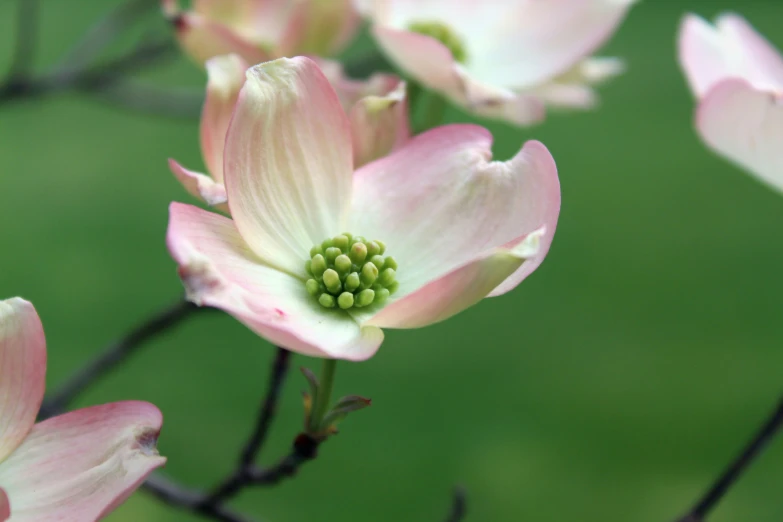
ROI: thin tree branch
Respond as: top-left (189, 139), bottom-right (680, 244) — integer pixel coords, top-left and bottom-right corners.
top-left (92, 79), bottom-right (204, 118)
top-left (674, 395), bottom-right (783, 522)
top-left (39, 298), bottom-right (205, 419)
top-left (7, 0), bottom-right (40, 80)
top-left (444, 487), bottom-right (467, 522)
top-left (203, 347), bottom-right (296, 504)
top-left (143, 474), bottom-right (257, 522)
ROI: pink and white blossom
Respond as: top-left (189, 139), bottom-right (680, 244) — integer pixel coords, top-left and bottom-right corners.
top-left (679, 13), bottom-right (783, 192)
top-left (0, 298), bottom-right (165, 521)
top-left (166, 56), bottom-right (560, 361)
top-left (354, 0), bottom-right (636, 126)
top-left (169, 55), bottom-right (409, 208)
top-left (162, 0), bottom-right (361, 65)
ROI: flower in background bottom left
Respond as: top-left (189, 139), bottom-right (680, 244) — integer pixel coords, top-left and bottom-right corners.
top-left (0, 297), bottom-right (165, 522)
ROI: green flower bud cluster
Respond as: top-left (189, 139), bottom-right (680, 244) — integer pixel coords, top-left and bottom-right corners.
top-left (305, 234), bottom-right (399, 310)
top-left (408, 21), bottom-right (468, 63)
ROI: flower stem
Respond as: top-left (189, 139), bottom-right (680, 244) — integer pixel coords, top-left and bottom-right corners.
top-left (309, 358), bottom-right (338, 433)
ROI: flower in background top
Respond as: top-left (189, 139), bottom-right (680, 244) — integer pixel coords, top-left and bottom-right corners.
top-left (679, 13), bottom-right (783, 192)
top-left (169, 54), bottom-right (409, 209)
top-left (0, 298), bottom-right (165, 521)
top-left (162, 0), bottom-right (361, 65)
top-left (166, 56), bottom-right (560, 361)
top-left (354, 0), bottom-right (637, 126)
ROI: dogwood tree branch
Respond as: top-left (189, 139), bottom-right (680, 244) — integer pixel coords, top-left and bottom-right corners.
top-left (674, 395), bottom-right (783, 522)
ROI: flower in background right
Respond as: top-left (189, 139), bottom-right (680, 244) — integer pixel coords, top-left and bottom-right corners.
top-left (355, 0), bottom-right (637, 126)
top-left (679, 13), bottom-right (783, 192)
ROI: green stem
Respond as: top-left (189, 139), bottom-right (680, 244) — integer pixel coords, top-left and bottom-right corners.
top-left (414, 89), bottom-right (448, 134)
top-left (309, 358), bottom-right (337, 433)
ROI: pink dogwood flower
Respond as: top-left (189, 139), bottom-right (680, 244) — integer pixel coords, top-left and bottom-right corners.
top-left (0, 298), bottom-right (165, 521)
top-left (166, 56), bottom-right (560, 361)
top-left (169, 54), bottom-right (409, 209)
top-left (162, 0), bottom-right (361, 65)
top-left (354, 0), bottom-right (636, 126)
top-left (679, 13), bottom-right (783, 192)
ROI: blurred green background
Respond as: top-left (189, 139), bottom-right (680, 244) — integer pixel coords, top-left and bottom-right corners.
top-left (2, 1), bottom-right (783, 521)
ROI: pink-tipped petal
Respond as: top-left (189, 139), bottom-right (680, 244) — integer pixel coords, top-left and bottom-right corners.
top-left (167, 203), bottom-right (384, 360)
top-left (678, 14), bottom-right (732, 97)
top-left (0, 489), bottom-right (9, 521)
top-left (168, 159), bottom-right (229, 211)
top-left (0, 298), bottom-right (46, 463)
top-left (280, 0), bottom-right (361, 56)
top-left (696, 79), bottom-right (783, 193)
top-left (0, 402), bottom-right (165, 522)
top-left (350, 126), bottom-right (560, 311)
top-left (171, 11), bottom-right (268, 67)
top-left (366, 229), bottom-right (543, 328)
top-left (464, 0), bottom-right (637, 89)
top-left (371, 26), bottom-right (462, 98)
top-left (224, 57), bottom-right (354, 276)
top-left (716, 13), bottom-right (783, 91)
top-left (350, 80), bottom-right (409, 168)
top-left (201, 54), bottom-right (248, 184)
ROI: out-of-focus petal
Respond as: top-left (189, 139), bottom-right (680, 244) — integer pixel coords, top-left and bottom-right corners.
top-left (280, 0), bottom-right (361, 56)
top-left (696, 79), bottom-right (783, 192)
top-left (0, 402), bottom-right (165, 522)
top-left (717, 14), bottom-right (783, 91)
top-left (168, 159), bottom-right (229, 210)
top-left (364, 229), bottom-right (543, 328)
top-left (0, 298), bottom-right (45, 463)
top-left (167, 203), bottom-right (384, 360)
top-left (530, 57), bottom-right (625, 109)
top-left (678, 14), bottom-right (733, 97)
top-left (350, 125), bottom-right (560, 303)
top-left (170, 11), bottom-right (268, 66)
top-left (0, 488), bottom-right (9, 520)
top-left (201, 54), bottom-right (248, 184)
top-left (350, 81), bottom-right (409, 168)
top-left (224, 57), bottom-right (354, 276)
top-left (456, 69), bottom-right (546, 125)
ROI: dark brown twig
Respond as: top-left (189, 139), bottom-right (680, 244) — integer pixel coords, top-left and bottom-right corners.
top-left (674, 395), bottom-right (783, 522)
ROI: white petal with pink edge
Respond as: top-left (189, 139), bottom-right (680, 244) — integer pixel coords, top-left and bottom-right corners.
top-left (167, 203), bottom-right (384, 361)
top-left (224, 57), bottom-right (354, 276)
top-left (0, 298), bottom-right (46, 463)
top-left (0, 401), bottom-right (165, 522)
top-left (201, 54), bottom-right (248, 183)
top-left (349, 125), bottom-right (560, 311)
top-left (696, 79), bottom-right (783, 192)
top-left (168, 159), bottom-right (228, 210)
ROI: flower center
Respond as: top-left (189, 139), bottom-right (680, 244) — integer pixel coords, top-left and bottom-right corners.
top-left (408, 21), bottom-right (468, 63)
top-left (305, 234), bottom-right (399, 310)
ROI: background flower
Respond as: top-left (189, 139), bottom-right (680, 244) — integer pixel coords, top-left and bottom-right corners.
top-left (679, 12), bottom-right (783, 192)
top-left (0, 298), bottom-right (165, 521)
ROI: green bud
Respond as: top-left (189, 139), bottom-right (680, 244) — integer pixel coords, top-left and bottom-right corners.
top-left (325, 247), bottom-right (342, 264)
top-left (319, 294), bottom-right (336, 308)
top-left (344, 272), bottom-right (360, 292)
top-left (323, 269), bottom-right (342, 294)
top-left (321, 238), bottom-right (334, 250)
top-left (383, 256), bottom-right (398, 271)
top-left (333, 234), bottom-right (350, 252)
top-left (352, 236), bottom-right (366, 245)
top-left (311, 254), bottom-right (327, 278)
top-left (367, 241), bottom-right (381, 257)
top-left (337, 292), bottom-right (354, 309)
top-left (361, 262), bottom-right (378, 287)
top-left (355, 289), bottom-right (375, 307)
top-left (342, 232), bottom-right (353, 242)
top-left (376, 240), bottom-right (386, 255)
top-left (375, 287), bottom-right (390, 303)
top-left (305, 279), bottom-right (320, 296)
top-left (349, 242), bottom-right (367, 264)
top-left (378, 268), bottom-right (396, 286)
top-left (370, 255), bottom-right (384, 269)
top-left (304, 259), bottom-right (313, 275)
top-left (310, 245), bottom-right (323, 258)
top-left (387, 280), bottom-right (399, 294)
top-left (334, 254), bottom-right (352, 274)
